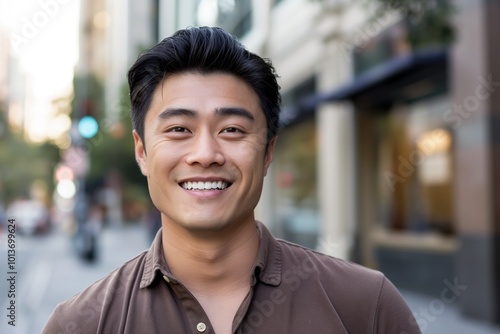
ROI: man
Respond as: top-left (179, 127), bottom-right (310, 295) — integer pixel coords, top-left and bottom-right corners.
top-left (43, 27), bottom-right (420, 334)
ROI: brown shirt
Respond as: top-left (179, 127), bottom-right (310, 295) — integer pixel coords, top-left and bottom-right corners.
top-left (42, 222), bottom-right (421, 334)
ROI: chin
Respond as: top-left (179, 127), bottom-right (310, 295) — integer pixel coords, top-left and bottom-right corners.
top-left (180, 216), bottom-right (232, 232)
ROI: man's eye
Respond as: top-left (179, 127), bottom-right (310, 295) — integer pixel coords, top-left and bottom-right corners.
top-left (168, 127), bottom-right (188, 133)
top-left (222, 127), bottom-right (243, 133)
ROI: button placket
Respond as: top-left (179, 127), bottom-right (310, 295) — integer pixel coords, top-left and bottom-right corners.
top-left (168, 280), bottom-right (213, 333)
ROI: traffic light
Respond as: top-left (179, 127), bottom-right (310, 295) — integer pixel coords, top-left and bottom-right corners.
top-left (77, 116), bottom-right (99, 139)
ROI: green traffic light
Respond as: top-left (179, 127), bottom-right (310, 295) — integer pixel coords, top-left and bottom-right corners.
top-left (78, 116), bottom-right (99, 138)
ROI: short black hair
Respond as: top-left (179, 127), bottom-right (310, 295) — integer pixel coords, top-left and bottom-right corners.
top-left (128, 26), bottom-right (281, 148)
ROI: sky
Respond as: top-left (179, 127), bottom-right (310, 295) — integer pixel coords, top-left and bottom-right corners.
top-left (1, 0), bottom-right (81, 143)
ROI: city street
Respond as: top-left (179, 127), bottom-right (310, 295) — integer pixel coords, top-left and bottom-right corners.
top-left (0, 223), bottom-right (151, 334)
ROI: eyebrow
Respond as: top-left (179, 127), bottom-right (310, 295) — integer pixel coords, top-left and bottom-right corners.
top-left (158, 107), bottom-right (255, 122)
top-left (215, 107), bottom-right (255, 122)
top-left (158, 108), bottom-right (196, 119)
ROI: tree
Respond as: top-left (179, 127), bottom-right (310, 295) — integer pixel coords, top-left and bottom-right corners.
top-left (312, 0), bottom-right (455, 49)
top-left (0, 110), bottom-right (60, 205)
top-left (371, 0), bottom-right (455, 49)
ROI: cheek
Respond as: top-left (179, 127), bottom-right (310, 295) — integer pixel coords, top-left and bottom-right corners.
top-left (232, 134), bottom-right (267, 156)
top-left (230, 145), bottom-right (266, 175)
top-left (146, 150), bottom-right (180, 182)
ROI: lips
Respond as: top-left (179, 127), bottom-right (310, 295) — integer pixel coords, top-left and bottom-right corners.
top-left (180, 180), bottom-right (231, 190)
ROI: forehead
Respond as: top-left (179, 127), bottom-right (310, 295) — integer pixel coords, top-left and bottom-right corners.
top-left (147, 72), bottom-right (263, 119)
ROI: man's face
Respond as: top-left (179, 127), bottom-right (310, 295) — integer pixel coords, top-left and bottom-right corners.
top-left (134, 72), bottom-right (276, 233)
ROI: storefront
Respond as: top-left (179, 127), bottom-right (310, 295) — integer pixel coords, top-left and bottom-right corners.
top-left (353, 50), bottom-right (457, 296)
top-left (267, 23), bottom-right (458, 290)
top-left (317, 46), bottom-right (458, 296)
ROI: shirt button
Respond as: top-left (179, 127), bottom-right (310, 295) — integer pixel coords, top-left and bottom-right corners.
top-left (196, 322), bottom-right (207, 332)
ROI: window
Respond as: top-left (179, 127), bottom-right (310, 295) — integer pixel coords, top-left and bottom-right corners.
top-left (352, 20), bottom-right (410, 76)
top-left (375, 97), bottom-right (455, 235)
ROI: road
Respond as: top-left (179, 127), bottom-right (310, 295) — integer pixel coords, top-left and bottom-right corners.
top-left (0, 223), bottom-right (150, 334)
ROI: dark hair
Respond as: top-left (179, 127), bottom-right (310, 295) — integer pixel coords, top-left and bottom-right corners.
top-left (128, 26), bottom-right (281, 148)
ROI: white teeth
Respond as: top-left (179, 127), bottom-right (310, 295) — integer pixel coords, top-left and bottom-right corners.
top-left (181, 181), bottom-right (229, 190)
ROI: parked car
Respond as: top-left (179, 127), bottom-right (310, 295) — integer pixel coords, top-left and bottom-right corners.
top-left (6, 199), bottom-right (50, 235)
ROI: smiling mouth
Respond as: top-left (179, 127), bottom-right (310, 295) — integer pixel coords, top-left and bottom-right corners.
top-left (180, 181), bottom-right (232, 191)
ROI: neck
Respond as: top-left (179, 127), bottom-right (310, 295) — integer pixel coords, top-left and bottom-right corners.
top-left (161, 218), bottom-right (260, 296)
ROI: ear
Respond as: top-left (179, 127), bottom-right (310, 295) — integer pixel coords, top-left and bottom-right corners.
top-left (263, 136), bottom-right (277, 176)
top-left (133, 130), bottom-right (148, 176)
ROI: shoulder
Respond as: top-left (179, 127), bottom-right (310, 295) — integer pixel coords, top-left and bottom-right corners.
top-left (276, 239), bottom-right (420, 333)
top-left (277, 238), bottom-right (385, 291)
top-left (42, 251), bottom-right (148, 334)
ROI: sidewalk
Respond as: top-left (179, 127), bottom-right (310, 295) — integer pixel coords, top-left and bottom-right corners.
top-left (401, 289), bottom-right (500, 334)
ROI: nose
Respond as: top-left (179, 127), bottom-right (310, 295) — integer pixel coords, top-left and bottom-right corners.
top-left (185, 130), bottom-right (225, 167)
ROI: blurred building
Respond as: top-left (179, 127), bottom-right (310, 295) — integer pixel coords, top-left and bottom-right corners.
top-left (0, 0), bottom-right (29, 139)
top-left (98, 0), bottom-right (197, 118)
top-left (0, 1), bottom-right (15, 125)
top-left (184, 0), bottom-right (499, 326)
top-left (76, 0), bottom-right (160, 212)
top-left (76, 0), bottom-right (200, 140)
top-left (77, 0), bottom-right (162, 121)
top-left (0, 1), bottom-right (79, 144)
top-left (74, 0), bottom-right (194, 225)
top-left (0, 30), bottom-right (8, 115)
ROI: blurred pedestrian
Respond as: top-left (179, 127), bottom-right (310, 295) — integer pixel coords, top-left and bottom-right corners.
top-left (43, 27), bottom-right (421, 334)
top-left (73, 201), bottom-right (103, 262)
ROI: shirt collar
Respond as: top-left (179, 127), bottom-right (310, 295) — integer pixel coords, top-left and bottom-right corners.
top-left (140, 229), bottom-right (172, 288)
top-left (253, 221), bottom-right (282, 286)
top-left (140, 221), bottom-right (282, 289)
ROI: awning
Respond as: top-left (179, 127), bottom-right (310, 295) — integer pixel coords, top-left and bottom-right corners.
top-left (281, 48), bottom-right (448, 126)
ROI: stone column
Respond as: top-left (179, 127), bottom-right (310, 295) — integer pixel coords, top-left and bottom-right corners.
top-left (451, 0), bottom-right (500, 323)
top-left (316, 102), bottom-right (356, 260)
top-left (316, 33), bottom-right (356, 260)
